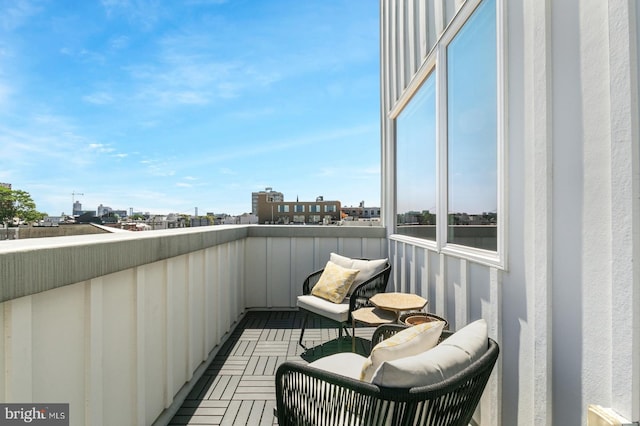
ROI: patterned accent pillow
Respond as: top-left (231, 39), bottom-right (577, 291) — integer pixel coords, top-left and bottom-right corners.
top-left (311, 261), bottom-right (360, 303)
top-left (360, 320), bottom-right (445, 382)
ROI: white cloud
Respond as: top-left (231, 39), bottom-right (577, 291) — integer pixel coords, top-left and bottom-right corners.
top-left (88, 143), bottom-right (115, 153)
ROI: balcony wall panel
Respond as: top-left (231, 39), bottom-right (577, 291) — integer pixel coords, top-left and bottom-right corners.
top-left (0, 303), bottom-right (4, 402)
top-left (288, 237), bottom-right (315, 306)
top-left (244, 238), bottom-right (268, 308)
top-left (140, 261), bottom-right (168, 426)
top-left (269, 238), bottom-right (293, 307)
top-left (32, 282), bottom-right (85, 419)
top-left (102, 268), bottom-right (137, 426)
top-left (168, 256), bottom-right (188, 396)
top-left (187, 252), bottom-right (205, 377)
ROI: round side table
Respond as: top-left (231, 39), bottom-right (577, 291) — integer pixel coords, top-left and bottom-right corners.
top-left (351, 307), bottom-right (396, 352)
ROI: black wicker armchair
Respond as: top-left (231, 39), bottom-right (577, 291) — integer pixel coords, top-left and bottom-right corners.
top-left (276, 325), bottom-right (499, 426)
top-left (296, 258), bottom-right (391, 348)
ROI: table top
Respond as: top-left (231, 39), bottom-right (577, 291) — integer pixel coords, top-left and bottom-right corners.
top-left (370, 292), bottom-right (428, 312)
top-left (351, 307), bottom-right (396, 325)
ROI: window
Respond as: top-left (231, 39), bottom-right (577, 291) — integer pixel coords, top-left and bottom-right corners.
top-left (324, 204), bottom-right (337, 213)
top-left (309, 215), bottom-right (321, 223)
top-left (447, 0), bottom-right (497, 251)
top-left (278, 205), bottom-right (289, 213)
top-left (293, 215), bottom-right (305, 223)
top-left (309, 205), bottom-right (320, 213)
top-left (394, 0), bottom-right (499, 254)
top-left (396, 72), bottom-right (437, 241)
top-left (294, 204), bottom-right (305, 213)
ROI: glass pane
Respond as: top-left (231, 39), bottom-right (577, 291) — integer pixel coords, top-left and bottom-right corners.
top-left (447, 0), bottom-right (497, 251)
top-left (396, 71), bottom-right (437, 240)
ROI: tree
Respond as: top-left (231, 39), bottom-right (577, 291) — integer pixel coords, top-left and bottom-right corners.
top-left (0, 187), bottom-right (45, 227)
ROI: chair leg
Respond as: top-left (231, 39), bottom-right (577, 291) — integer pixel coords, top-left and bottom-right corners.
top-left (298, 313), bottom-right (309, 349)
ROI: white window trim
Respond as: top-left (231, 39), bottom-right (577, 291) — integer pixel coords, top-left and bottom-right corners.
top-left (389, 0), bottom-right (507, 270)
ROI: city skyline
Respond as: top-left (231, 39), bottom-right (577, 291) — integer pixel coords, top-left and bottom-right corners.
top-left (0, 1), bottom-right (381, 216)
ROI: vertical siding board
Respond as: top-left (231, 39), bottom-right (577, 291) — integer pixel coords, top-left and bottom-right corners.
top-left (481, 267), bottom-right (502, 426)
top-left (454, 259), bottom-right (469, 328)
top-left (164, 261), bottom-right (174, 408)
top-left (607, 0), bottom-right (640, 419)
top-left (85, 279), bottom-right (104, 425)
top-left (135, 268), bottom-right (146, 426)
top-left (4, 297), bottom-right (33, 402)
top-left (522, 0), bottom-right (553, 423)
top-left (421, 248), bottom-right (430, 300)
top-left (390, 0), bottom-right (399, 104)
top-left (409, 244), bottom-right (417, 294)
top-left (436, 253), bottom-right (447, 318)
top-left (0, 304), bottom-right (4, 403)
top-left (407, 0), bottom-right (417, 80)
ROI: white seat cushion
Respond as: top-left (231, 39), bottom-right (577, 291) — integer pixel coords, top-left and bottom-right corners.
top-left (371, 319), bottom-right (488, 388)
top-left (297, 295), bottom-right (350, 323)
top-left (308, 352), bottom-right (368, 380)
top-left (330, 253), bottom-right (388, 295)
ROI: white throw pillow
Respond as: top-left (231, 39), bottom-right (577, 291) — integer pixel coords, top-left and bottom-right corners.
top-left (371, 319), bottom-right (488, 388)
top-left (329, 253), bottom-right (388, 295)
top-left (360, 320), bottom-right (445, 382)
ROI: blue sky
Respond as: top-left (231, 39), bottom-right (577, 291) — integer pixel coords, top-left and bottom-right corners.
top-left (0, 0), bottom-right (381, 216)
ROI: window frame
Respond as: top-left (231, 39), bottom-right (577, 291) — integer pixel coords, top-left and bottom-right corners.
top-left (389, 0), bottom-right (507, 269)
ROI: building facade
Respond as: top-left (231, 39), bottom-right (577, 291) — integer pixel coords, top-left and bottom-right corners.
top-left (341, 201), bottom-right (381, 221)
top-left (251, 187), bottom-right (283, 215)
top-left (380, 1), bottom-right (640, 425)
top-left (255, 193), bottom-right (341, 224)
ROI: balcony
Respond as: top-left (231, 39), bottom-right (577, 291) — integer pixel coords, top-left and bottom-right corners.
top-left (0, 225), bottom-right (404, 426)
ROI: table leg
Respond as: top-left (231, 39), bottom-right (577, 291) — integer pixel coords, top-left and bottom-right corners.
top-left (352, 318), bottom-right (356, 352)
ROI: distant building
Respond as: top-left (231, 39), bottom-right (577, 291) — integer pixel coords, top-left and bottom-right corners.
top-left (97, 204), bottom-right (112, 217)
top-left (255, 193), bottom-right (341, 225)
top-left (252, 187), bottom-right (283, 215)
top-left (341, 201), bottom-right (381, 221)
top-left (238, 213), bottom-right (259, 225)
top-left (0, 182), bottom-right (11, 189)
top-left (73, 201), bottom-right (83, 216)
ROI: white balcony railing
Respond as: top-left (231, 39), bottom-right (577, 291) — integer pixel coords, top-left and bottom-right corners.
top-left (0, 225), bottom-right (387, 426)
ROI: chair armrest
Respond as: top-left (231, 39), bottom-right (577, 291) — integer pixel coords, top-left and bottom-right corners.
top-left (348, 263), bottom-right (391, 316)
top-left (302, 268), bottom-right (325, 295)
top-left (275, 361), bottom-right (397, 426)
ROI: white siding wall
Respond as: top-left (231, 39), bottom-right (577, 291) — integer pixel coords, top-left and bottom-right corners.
top-left (381, 0), bottom-right (640, 425)
top-left (0, 242), bottom-right (246, 426)
top-left (245, 235), bottom-right (388, 308)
